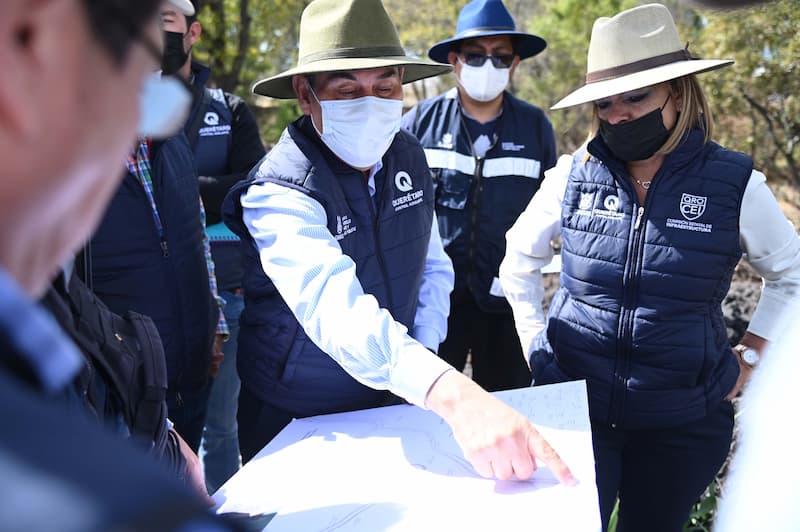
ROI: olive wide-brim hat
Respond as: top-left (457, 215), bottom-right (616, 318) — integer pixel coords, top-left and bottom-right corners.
top-left (551, 3), bottom-right (733, 109)
top-left (252, 0), bottom-right (452, 99)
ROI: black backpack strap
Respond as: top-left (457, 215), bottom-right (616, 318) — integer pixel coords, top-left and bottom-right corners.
top-left (127, 311), bottom-right (168, 445)
top-left (186, 87), bottom-right (213, 149)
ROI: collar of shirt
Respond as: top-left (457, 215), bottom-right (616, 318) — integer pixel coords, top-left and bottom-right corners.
top-left (0, 268), bottom-right (83, 393)
top-left (366, 160), bottom-right (382, 198)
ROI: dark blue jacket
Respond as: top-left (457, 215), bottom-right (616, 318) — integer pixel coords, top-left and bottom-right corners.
top-left (531, 130), bottom-right (751, 429)
top-left (88, 135), bottom-right (218, 393)
top-left (186, 62), bottom-right (233, 177)
top-left (404, 88), bottom-right (556, 312)
top-left (223, 117), bottom-right (433, 417)
top-left (187, 61), bottom-right (267, 292)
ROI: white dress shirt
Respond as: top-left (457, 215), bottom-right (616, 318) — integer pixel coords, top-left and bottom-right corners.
top-left (501, 153), bottom-right (800, 357)
top-left (242, 163), bottom-right (455, 408)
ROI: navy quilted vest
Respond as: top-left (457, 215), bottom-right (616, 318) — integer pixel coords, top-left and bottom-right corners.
top-left (531, 130), bottom-right (752, 428)
top-left (223, 117), bottom-right (434, 416)
top-left (89, 135), bottom-right (218, 392)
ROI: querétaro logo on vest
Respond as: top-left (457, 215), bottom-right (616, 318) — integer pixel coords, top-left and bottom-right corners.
top-left (392, 171), bottom-right (424, 212)
top-left (334, 214), bottom-right (356, 241)
top-left (576, 191), bottom-right (624, 221)
top-left (199, 111), bottom-right (232, 138)
top-left (204, 112), bottom-right (220, 126)
top-left (666, 193), bottom-right (713, 233)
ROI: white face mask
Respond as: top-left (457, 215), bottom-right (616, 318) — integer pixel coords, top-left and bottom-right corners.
top-left (310, 89), bottom-right (403, 169)
top-left (138, 71), bottom-right (191, 138)
top-left (457, 59), bottom-right (510, 102)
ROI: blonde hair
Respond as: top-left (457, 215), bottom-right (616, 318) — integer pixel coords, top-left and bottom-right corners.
top-left (587, 75), bottom-right (715, 155)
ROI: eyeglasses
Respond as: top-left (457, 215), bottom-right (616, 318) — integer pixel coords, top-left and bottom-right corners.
top-left (460, 53), bottom-right (514, 69)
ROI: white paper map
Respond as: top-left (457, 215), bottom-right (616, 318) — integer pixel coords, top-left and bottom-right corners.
top-left (214, 380), bottom-right (601, 531)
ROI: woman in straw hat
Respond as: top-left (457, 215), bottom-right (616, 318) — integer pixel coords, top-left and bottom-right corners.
top-left (500, 3), bottom-right (800, 530)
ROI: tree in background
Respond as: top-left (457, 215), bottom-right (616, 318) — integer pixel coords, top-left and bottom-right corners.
top-left (701, 0), bottom-right (799, 185)
top-left (520, 0), bottom-right (639, 154)
top-left (188, 0), bottom-right (799, 193)
top-left (384, 0), bottom-right (462, 104)
top-left (192, 0), bottom-right (306, 145)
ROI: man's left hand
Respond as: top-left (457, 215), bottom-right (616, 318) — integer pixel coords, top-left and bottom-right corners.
top-left (209, 334), bottom-right (225, 377)
top-left (174, 430), bottom-right (214, 506)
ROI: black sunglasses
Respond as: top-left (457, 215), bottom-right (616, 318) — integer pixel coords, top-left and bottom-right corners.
top-left (460, 53), bottom-right (514, 69)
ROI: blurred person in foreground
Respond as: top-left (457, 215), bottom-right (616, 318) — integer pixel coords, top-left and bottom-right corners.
top-left (222, 0), bottom-right (575, 485)
top-left (686, 0), bottom-right (800, 530)
top-left (499, 3), bottom-right (800, 530)
top-left (0, 0), bottom-right (233, 529)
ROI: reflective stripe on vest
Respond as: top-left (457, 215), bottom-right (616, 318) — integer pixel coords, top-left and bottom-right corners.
top-left (424, 148), bottom-right (541, 179)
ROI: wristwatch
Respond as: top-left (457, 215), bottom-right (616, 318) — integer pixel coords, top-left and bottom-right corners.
top-left (733, 344), bottom-right (760, 368)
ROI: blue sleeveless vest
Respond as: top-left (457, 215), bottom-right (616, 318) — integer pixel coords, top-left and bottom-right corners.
top-left (89, 135), bottom-right (217, 392)
top-left (187, 63), bottom-right (234, 178)
top-left (531, 130), bottom-right (752, 428)
top-left (222, 117), bottom-right (434, 416)
top-left (408, 89), bottom-right (555, 311)
top-left (187, 62), bottom-right (243, 291)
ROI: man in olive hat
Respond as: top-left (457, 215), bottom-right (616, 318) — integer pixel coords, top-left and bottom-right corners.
top-left (222, 0), bottom-right (574, 484)
top-left (403, 0), bottom-right (556, 393)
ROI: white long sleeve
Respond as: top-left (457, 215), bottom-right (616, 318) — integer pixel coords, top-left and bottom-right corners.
top-left (499, 154), bottom-right (570, 357)
top-left (241, 181), bottom-right (454, 408)
top-left (411, 213), bottom-right (454, 351)
top-left (500, 154), bottom-right (800, 356)
top-left (738, 171), bottom-right (800, 340)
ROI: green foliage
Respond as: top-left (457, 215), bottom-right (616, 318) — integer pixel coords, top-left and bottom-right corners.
top-left (384, 0), bottom-right (463, 102)
top-left (191, 0), bottom-right (308, 145)
top-left (607, 500), bottom-right (619, 532)
top-left (521, 0), bottom-right (639, 154)
top-left (188, 0), bottom-right (800, 186)
top-left (193, 0), bottom-right (307, 94)
top-left (698, 0), bottom-right (800, 185)
top-left (605, 483), bottom-right (719, 532)
top-left (683, 482), bottom-right (719, 532)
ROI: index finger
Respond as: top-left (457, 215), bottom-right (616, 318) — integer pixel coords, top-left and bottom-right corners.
top-left (528, 429), bottom-right (576, 486)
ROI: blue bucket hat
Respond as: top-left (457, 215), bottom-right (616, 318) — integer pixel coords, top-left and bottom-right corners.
top-left (428, 0), bottom-right (547, 64)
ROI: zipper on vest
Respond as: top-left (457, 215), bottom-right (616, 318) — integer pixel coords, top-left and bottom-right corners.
top-left (457, 113), bottom-right (495, 294)
top-left (634, 206), bottom-right (644, 230)
top-left (467, 157), bottom-right (486, 279)
top-left (160, 239), bottom-right (170, 257)
top-left (608, 177), bottom-right (653, 426)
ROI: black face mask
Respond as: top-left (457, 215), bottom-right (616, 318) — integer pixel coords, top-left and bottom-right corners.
top-left (598, 94), bottom-right (672, 162)
top-left (161, 31), bottom-right (189, 76)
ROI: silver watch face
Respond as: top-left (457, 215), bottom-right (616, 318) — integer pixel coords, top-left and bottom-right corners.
top-left (741, 348), bottom-right (759, 366)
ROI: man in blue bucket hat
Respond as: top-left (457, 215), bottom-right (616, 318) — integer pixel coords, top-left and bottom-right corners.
top-left (403, 0), bottom-right (556, 392)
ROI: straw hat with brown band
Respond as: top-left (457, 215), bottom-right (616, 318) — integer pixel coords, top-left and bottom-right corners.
top-left (551, 3), bottom-right (733, 110)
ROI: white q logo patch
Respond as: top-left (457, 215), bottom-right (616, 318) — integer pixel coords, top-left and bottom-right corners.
top-left (395, 171), bottom-right (413, 192)
top-left (204, 112), bottom-right (220, 126)
top-left (603, 194), bottom-right (620, 212)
